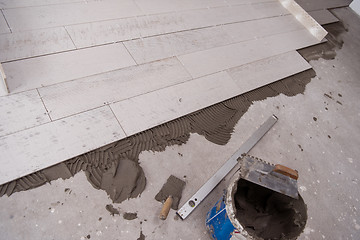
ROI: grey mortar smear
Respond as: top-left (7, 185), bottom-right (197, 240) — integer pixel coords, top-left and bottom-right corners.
top-left (0, 69), bottom-right (316, 201)
top-left (234, 179), bottom-right (307, 240)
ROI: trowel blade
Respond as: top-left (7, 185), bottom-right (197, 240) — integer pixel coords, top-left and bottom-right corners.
top-left (240, 156), bottom-right (299, 199)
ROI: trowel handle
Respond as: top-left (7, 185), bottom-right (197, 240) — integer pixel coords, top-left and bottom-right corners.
top-left (274, 165), bottom-right (299, 180)
top-left (159, 196), bottom-right (173, 220)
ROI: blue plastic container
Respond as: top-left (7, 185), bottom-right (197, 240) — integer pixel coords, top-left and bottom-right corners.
top-left (205, 193), bottom-right (235, 240)
top-left (205, 175), bottom-right (251, 240)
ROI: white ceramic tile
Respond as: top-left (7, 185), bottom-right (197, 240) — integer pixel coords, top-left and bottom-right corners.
top-left (3, 0), bottom-right (142, 32)
top-left (136, 13), bottom-right (188, 37)
top-left (0, 81), bottom-right (6, 96)
top-left (65, 2), bottom-right (286, 50)
top-left (227, 51), bottom-right (312, 93)
top-left (3, 42), bottom-right (136, 93)
top-left (0, 106), bottom-right (125, 185)
top-left (0, 0), bottom-right (86, 9)
top-left (110, 71), bottom-right (240, 136)
top-left (124, 27), bottom-right (232, 64)
top-left (178, 29), bottom-right (319, 78)
top-left (180, 2), bottom-right (288, 30)
top-left (134, 0), bottom-right (227, 15)
top-left (65, 17), bottom-right (140, 48)
top-left (222, 15), bottom-right (303, 43)
top-left (0, 10), bottom-right (10, 34)
top-left (0, 63), bottom-right (7, 96)
top-left (61, 2), bottom-right (286, 49)
top-left (308, 9), bottom-right (339, 25)
top-left (66, 12), bottom-right (190, 48)
top-left (0, 90), bottom-right (50, 137)
top-left (38, 58), bottom-right (192, 120)
top-left (0, 27), bottom-right (75, 62)
top-left (226, 0), bottom-right (276, 5)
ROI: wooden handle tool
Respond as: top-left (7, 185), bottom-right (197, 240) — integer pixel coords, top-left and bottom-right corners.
top-left (274, 164), bottom-right (299, 180)
top-left (159, 196), bottom-right (173, 220)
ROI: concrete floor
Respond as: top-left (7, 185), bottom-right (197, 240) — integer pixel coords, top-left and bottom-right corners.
top-left (0, 7), bottom-right (359, 240)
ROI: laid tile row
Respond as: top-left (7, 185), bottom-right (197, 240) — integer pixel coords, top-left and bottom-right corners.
top-left (0, 50), bottom-right (311, 185)
top-left (3, 42), bottom-right (136, 93)
top-left (0, 1), bottom-right (287, 62)
top-left (1, 11), bottom-right (300, 93)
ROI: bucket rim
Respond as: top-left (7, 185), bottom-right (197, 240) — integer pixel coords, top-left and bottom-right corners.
top-left (225, 172), bottom-right (255, 240)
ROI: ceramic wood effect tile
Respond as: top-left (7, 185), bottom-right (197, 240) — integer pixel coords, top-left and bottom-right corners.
top-left (178, 29), bottom-right (320, 78)
top-left (0, 63), bottom-right (7, 96)
top-left (57, 1), bottom-right (288, 50)
top-left (0, 0), bottom-right (87, 9)
top-left (0, 27), bottom-right (76, 62)
top-left (110, 71), bottom-right (240, 136)
top-left (227, 51), bottom-right (312, 93)
top-left (0, 11), bottom-right (10, 34)
top-left (3, 0), bottom-right (142, 31)
top-left (134, 0), bottom-right (227, 15)
top-left (0, 90), bottom-right (50, 137)
top-left (222, 15), bottom-right (304, 43)
top-left (63, 3), bottom-right (286, 50)
top-left (136, 13), bottom-right (187, 37)
top-left (179, 2), bottom-right (288, 30)
top-left (38, 58), bottom-right (192, 120)
top-left (124, 27), bottom-right (233, 64)
top-left (3, 42), bottom-right (136, 93)
top-left (226, 0), bottom-right (276, 5)
top-left (64, 12), bottom-right (190, 48)
top-left (65, 18), bottom-right (140, 49)
top-left (0, 106), bottom-right (126, 185)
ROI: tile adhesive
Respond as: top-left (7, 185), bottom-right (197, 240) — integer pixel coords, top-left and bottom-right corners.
top-left (0, 69), bottom-right (315, 200)
top-left (298, 21), bottom-right (347, 61)
top-left (0, 22), bottom-right (345, 212)
top-left (234, 179), bottom-right (307, 239)
top-left (155, 175), bottom-right (186, 210)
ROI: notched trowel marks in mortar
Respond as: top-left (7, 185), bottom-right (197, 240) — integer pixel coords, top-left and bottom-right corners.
top-left (0, 120), bottom-right (190, 201)
top-left (0, 162), bottom-right (73, 197)
top-left (0, 68), bottom-right (316, 200)
top-left (85, 157), bottom-right (146, 203)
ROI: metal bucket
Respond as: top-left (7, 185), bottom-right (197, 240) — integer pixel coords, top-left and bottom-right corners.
top-left (206, 171), bottom-right (306, 240)
top-left (205, 174), bottom-right (252, 240)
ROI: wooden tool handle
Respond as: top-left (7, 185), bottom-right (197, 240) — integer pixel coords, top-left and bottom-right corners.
top-left (274, 164), bottom-right (299, 180)
top-left (159, 196), bottom-right (173, 220)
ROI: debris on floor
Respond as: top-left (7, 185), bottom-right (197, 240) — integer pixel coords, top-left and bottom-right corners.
top-left (105, 204), bottom-right (120, 216)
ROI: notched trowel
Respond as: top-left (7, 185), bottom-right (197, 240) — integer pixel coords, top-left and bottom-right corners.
top-left (239, 155), bottom-right (299, 199)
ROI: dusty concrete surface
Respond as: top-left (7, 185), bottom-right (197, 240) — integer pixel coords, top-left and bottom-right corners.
top-left (0, 7), bottom-right (359, 240)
